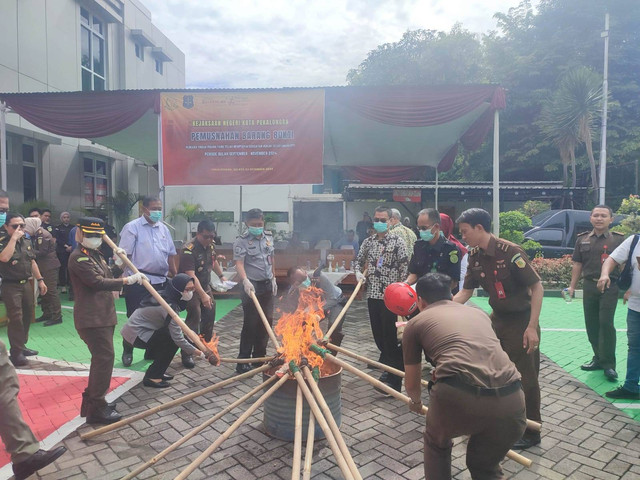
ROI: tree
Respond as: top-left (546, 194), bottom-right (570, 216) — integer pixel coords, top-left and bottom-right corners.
top-left (168, 201), bottom-right (203, 241)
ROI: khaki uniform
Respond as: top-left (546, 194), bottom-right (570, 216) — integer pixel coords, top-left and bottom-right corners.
top-left (0, 232), bottom-right (36, 356)
top-left (179, 240), bottom-right (216, 342)
top-left (403, 300), bottom-right (526, 480)
top-left (33, 227), bottom-right (62, 321)
top-left (572, 230), bottom-right (624, 370)
top-left (463, 235), bottom-right (542, 424)
top-left (68, 246), bottom-right (122, 411)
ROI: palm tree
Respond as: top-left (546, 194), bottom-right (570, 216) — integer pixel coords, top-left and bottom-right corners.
top-left (168, 201), bottom-right (203, 241)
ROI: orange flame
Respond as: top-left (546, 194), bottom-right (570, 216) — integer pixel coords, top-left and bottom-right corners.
top-left (275, 286), bottom-right (325, 370)
top-left (199, 332), bottom-right (220, 366)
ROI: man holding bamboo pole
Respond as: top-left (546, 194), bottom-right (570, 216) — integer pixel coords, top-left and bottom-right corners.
top-left (403, 273), bottom-right (526, 480)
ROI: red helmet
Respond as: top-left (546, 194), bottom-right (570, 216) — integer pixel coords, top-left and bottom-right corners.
top-left (384, 282), bottom-right (418, 316)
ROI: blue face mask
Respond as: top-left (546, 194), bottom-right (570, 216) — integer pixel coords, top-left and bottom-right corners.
top-left (420, 228), bottom-right (435, 242)
top-left (373, 222), bottom-right (388, 233)
top-left (149, 210), bottom-right (162, 223)
top-left (300, 277), bottom-right (311, 289)
top-left (248, 226), bottom-right (264, 237)
top-left (0, 212), bottom-right (6, 228)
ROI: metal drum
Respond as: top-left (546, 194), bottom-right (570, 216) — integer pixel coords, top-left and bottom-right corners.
top-left (262, 365), bottom-right (342, 441)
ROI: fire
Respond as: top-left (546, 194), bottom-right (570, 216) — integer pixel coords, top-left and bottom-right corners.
top-left (199, 332), bottom-right (220, 366)
top-left (275, 286), bottom-right (325, 370)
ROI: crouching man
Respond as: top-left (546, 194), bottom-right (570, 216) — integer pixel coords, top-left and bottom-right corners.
top-left (402, 273), bottom-right (526, 480)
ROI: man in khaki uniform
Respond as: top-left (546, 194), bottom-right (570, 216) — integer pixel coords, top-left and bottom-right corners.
top-left (453, 208), bottom-right (543, 449)
top-left (404, 273), bottom-right (526, 480)
top-left (178, 220), bottom-right (226, 368)
top-left (68, 217), bottom-right (147, 424)
top-left (0, 213), bottom-right (47, 366)
top-left (569, 205), bottom-right (624, 381)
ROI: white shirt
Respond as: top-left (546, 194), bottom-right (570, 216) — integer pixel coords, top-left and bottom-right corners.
top-left (610, 234), bottom-right (640, 312)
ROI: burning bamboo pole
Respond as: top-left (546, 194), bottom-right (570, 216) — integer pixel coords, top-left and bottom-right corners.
top-left (310, 345), bottom-right (533, 468)
top-left (121, 375), bottom-right (278, 480)
top-left (217, 356), bottom-right (274, 364)
top-left (249, 290), bottom-right (281, 349)
top-left (323, 269), bottom-right (367, 343)
top-left (326, 343), bottom-right (429, 388)
top-left (81, 364), bottom-right (270, 440)
top-left (289, 363), bottom-right (355, 480)
top-left (104, 234), bottom-right (218, 364)
top-left (301, 366), bottom-right (362, 480)
top-left (175, 373), bottom-right (291, 480)
top-left (302, 411), bottom-right (315, 480)
top-left (292, 386), bottom-right (303, 480)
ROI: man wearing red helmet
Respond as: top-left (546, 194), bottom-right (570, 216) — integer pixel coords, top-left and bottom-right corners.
top-left (403, 273), bottom-right (526, 480)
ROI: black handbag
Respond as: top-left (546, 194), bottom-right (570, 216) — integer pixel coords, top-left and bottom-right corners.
top-left (617, 234), bottom-right (640, 290)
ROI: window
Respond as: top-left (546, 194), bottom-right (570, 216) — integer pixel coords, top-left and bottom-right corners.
top-left (81, 7), bottom-right (106, 91)
top-left (135, 42), bottom-right (144, 61)
top-left (83, 158), bottom-right (109, 208)
top-left (22, 144), bottom-right (37, 202)
top-left (526, 228), bottom-right (564, 246)
top-left (155, 58), bottom-right (163, 74)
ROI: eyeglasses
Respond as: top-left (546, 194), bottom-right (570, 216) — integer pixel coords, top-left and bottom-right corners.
top-left (0, 208), bottom-right (8, 214)
top-left (373, 218), bottom-right (387, 223)
top-left (201, 234), bottom-right (215, 240)
top-left (7, 224), bottom-right (24, 229)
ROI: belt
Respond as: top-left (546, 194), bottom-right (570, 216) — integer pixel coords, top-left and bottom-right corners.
top-left (2, 279), bottom-right (29, 284)
top-left (437, 376), bottom-right (522, 397)
top-left (251, 279), bottom-right (272, 285)
top-left (138, 269), bottom-right (167, 278)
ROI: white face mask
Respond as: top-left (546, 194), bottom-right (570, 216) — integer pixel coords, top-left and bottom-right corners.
top-left (181, 290), bottom-right (194, 301)
top-left (81, 237), bottom-right (103, 250)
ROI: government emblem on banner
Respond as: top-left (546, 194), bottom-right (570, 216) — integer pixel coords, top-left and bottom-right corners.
top-left (183, 95), bottom-right (194, 109)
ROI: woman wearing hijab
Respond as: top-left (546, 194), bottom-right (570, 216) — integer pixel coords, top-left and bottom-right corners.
top-left (439, 213), bottom-right (469, 292)
top-left (24, 218), bottom-right (62, 326)
top-left (120, 274), bottom-right (202, 388)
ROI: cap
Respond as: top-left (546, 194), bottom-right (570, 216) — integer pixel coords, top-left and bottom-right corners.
top-left (77, 217), bottom-right (105, 235)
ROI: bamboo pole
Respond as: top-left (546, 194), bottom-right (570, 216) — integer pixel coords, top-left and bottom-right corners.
top-left (217, 356), bottom-right (273, 364)
top-left (302, 366), bottom-right (362, 480)
top-left (302, 411), bottom-right (315, 480)
top-left (326, 343), bottom-right (430, 388)
top-left (290, 366), bottom-right (355, 480)
top-left (313, 348), bottom-right (533, 468)
top-left (104, 234), bottom-right (216, 363)
top-left (323, 269), bottom-right (367, 342)
top-left (175, 373), bottom-right (290, 480)
top-left (121, 375), bottom-right (278, 480)
top-left (291, 386), bottom-right (303, 480)
top-left (81, 364), bottom-right (270, 440)
top-left (249, 290), bottom-right (281, 349)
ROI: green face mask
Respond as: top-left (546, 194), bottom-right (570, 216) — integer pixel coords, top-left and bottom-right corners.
top-left (248, 226), bottom-right (264, 237)
top-left (300, 277), bottom-right (311, 289)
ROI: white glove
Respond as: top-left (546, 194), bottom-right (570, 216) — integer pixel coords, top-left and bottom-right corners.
top-left (125, 272), bottom-right (148, 285)
top-left (271, 277), bottom-right (278, 297)
top-left (113, 255), bottom-right (123, 267)
top-left (355, 271), bottom-right (366, 284)
top-left (243, 278), bottom-right (255, 296)
top-left (113, 248), bottom-right (126, 267)
top-left (114, 247), bottom-right (127, 257)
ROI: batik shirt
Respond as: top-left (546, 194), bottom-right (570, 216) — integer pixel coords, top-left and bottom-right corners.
top-left (356, 233), bottom-right (409, 300)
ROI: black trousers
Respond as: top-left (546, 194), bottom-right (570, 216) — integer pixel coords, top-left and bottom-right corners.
top-left (123, 281), bottom-right (166, 317)
top-left (239, 281), bottom-right (273, 361)
top-left (367, 298), bottom-right (404, 380)
top-left (132, 326), bottom-right (179, 379)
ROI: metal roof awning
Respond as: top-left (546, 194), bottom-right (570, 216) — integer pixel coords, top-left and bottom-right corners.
top-left (151, 47), bottom-right (172, 62)
top-left (346, 181), bottom-right (588, 191)
top-left (130, 29), bottom-right (155, 47)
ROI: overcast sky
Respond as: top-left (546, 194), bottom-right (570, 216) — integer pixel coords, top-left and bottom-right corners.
top-left (142, 0), bottom-right (534, 89)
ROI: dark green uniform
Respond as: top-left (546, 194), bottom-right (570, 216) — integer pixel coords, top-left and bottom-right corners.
top-left (572, 230), bottom-right (625, 370)
top-left (409, 236), bottom-right (462, 293)
top-left (463, 235), bottom-right (542, 424)
top-left (179, 240), bottom-right (216, 342)
top-left (0, 231), bottom-right (36, 358)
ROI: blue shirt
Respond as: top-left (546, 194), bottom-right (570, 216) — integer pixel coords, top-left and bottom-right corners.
top-left (118, 216), bottom-right (177, 284)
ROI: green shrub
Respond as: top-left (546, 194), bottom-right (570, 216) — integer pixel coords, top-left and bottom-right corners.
top-left (522, 239), bottom-right (543, 258)
top-left (500, 230), bottom-right (525, 245)
top-left (499, 211), bottom-right (532, 232)
top-left (612, 214), bottom-right (639, 238)
top-left (520, 200), bottom-right (551, 219)
top-left (617, 195), bottom-right (640, 215)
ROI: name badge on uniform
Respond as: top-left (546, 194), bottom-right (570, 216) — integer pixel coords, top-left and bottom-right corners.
top-left (377, 256), bottom-right (384, 268)
top-left (601, 245), bottom-right (609, 264)
top-left (494, 270), bottom-right (506, 299)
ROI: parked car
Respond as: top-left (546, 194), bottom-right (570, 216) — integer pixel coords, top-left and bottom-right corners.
top-left (523, 209), bottom-right (625, 258)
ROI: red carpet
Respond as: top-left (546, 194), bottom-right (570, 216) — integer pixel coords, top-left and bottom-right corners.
top-left (0, 373), bottom-right (128, 467)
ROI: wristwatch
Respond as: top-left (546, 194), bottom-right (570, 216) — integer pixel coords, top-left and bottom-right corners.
top-left (36, 278), bottom-right (44, 282)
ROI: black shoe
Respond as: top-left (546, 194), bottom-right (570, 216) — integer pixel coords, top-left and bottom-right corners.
top-left (604, 368), bottom-right (618, 381)
top-left (143, 378), bottom-right (170, 388)
top-left (122, 352), bottom-right (133, 367)
top-left (236, 363), bottom-right (253, 374)
top-left (10, 353), bottom-right (29, 367)
top-left (35, 315), bottom-right (49, 323)
top-left (182, 354), bottom-right (195, 369)
top-left (512, 432), bottom-right (541, 450)
top-left (581, 359), bottom-right (602, 371)
top-left (81, 397), bottom-right (116, 417)
top-left (43, 317), bottom-right (63, 327)
top-left (606, 386), bottom-right (640, 400)
top-left (162, 373), bottom-right (174, 381)
top-left (22, 348), bottom-right (39, 357)
top-left (374, 372), bottom-right (392, 396)
top-left (12, 446), bottom-right (67, 480)
top-left (86, 406), bottom-right (122, 425)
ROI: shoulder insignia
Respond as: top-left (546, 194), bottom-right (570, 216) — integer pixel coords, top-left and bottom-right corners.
top-left (511, 253), bottom-right (526, 269)
top-left (184, 242), bottom-right (194, 251)
top-left (612, 231), bottom-right (624, 236)
top-left (577, 231), bottom-right (589, 237)
top-left (469, 246), bottom-right (479, 256)
top-left (449, 250), bottom-right (459, 264)
top-left (76, 257), bottom-right (90, 262)
top-left (264, 230), bottom-right (273, 236)
top-left (496, 242), bottom-right (510, 252)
